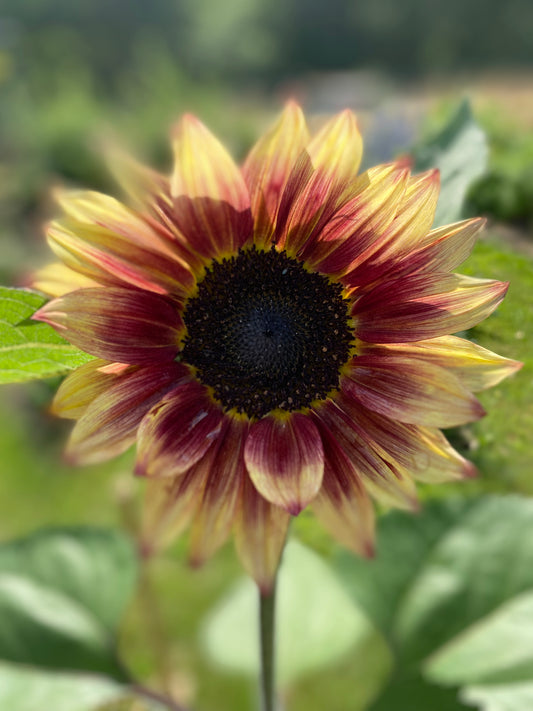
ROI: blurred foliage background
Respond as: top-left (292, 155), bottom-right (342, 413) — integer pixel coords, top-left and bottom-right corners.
top-left (0, 1), bottom-right (532, 710)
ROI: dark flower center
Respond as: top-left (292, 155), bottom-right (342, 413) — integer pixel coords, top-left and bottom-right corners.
top-left (181, 247), bottom-right (354, 418)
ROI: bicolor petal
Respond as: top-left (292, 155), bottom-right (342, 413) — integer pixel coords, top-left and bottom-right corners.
top-left (242, 102), bottom-right (309, 243)
top-left (333, 397), bottom-right (475, 483)
top-left (136, 380), bottom-right (224, 478)
top-left (341, 355), bottom-right (485, 427)
top-left (314, 401), bottom-right (419, 510)
top-left (33, 287), bottom-right (183, 364)
top-left (65, 362), bottom-right (188, 465)
top-left (306, 109), bottom-right (363, 188)
top-left (244, 412), bottom-right (324, 515)
top-left (188, 417), bottom-right (248, 566)
top-left (353, 272), bottom-right (508, 342)
top-left (51, 358), bottom-right (118, 419)
top-left (141, 459), bottom-right (212, 553)
top-left (47, 218), bottom-right (194, 296)
top-left (342, 170), bottom-right (441, 286)
top-left (303, 164), bottom-right (410, 273)
top-left (359, 336), bottom-right (522, 392)
top-left (170, 114), bottom-right (253, 257)
top-left (311, 417), bottom-right (375, 556)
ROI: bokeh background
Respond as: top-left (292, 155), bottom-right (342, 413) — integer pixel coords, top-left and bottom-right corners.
top-left (0, 1), bottom-right (532, 710)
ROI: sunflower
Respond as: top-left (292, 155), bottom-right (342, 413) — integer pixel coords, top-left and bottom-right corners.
top-left (33, 103), bottom-right (520, 592)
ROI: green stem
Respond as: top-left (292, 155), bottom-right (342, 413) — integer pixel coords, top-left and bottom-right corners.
top-left (259, 574), bottom-right (278, 711)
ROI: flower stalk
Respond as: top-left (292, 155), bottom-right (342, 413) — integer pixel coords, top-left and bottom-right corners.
top-left (259, 574), bottom-right (278, 711)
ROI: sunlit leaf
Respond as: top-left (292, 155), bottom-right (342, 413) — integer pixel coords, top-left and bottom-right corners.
top-left (0, 287), bottom-right (93, 384)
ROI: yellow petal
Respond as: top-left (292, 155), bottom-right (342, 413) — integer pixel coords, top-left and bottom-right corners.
top-left (51, 359), bottom-right (114, 419)
top-left (32, 262), bottom-right (99, 297)
top-left (242, 101), bottom-right (309, 242)
top-left (171, 114), bottom-right (249, 210)
top-left (307, 109), bottom-right (363, 187)
top-left (361, 336), bottom-right (522, 391)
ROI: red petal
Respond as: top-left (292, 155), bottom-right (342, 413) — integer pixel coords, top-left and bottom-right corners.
top-left (65, 362), bottom-right (189, 465)
top-left (314, 400), bottom-right (418, 510)
top-left (136, 380), bottom-right (224, 478)
top-left (341, 355), bottom-right (485, 427)
top-left (311, 417), bottom-right (375, 556)
top-left (171, 194), bottom-right (253, 259)
top-left (244, 412), bottom-right (324, 515)
top-left (303, 164), bottom-right (409, 274)
top-left (33, 287), bottom-right (183, 364)
top-left (47, 218), bottom-right (194, 296)
top-left (353, 272), bottom-right (508, 343)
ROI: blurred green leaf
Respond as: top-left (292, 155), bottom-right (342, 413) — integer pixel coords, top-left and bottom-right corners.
top-left (426, 591), bottom-right (533, 686)
top-left (414, 100), bottom-right (488, 226)
top-left (0, 287), bottom-right (93, 384)
top-left (201, 540), bottom-right (378, 685)
top-left (0, 663), bottom-right (125, 711)
top-left (461, 682), bottom-right (533, 711)
top-left (0, 662), bottom-right (169, 711)
top-left (336, 496), bottom-right (533, 711)
top-left (368, 674), bottom-right (470, 711)
top-left (0, 527), bottom-right (138, 679)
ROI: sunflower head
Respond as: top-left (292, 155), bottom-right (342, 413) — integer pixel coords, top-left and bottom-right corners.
top-left (33, 103), bottom-right (521, 591)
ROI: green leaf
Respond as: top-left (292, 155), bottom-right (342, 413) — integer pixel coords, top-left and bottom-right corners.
top-left (0, 527), bottom-right (138, 679)
top-left (0, 663), bottom-right (125, 711)
top-left (335, 496), bottom-right (533, 711)
top-left (201, 540), bottom-right (378, 684)
top-left (334, 498), bottom-right (474, 638)
top-left (336, 497), bottom-right (533, 666)
top-left (0, 287), bottom-right (93, 383)
top-left (413, 100), bottom-right (488, 226)
top-left (461, 682), bottom-right (533, 711)
top-left (368, 674), bottom-right (470, 711)
top-left (426, 591), bottom-right (533, 686)
top-left (0, 662), bottom-right (168, 711)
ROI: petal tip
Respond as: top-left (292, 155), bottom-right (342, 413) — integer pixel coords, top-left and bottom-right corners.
top-left (462, 460), bottom-right (479, 479)
top-left (134, 460), bottom-right (148, 477)
top-left (362, 538), bottom-right (376, 559)
top-left (287, 501), bottom-right (306, 516)
top-left (188, 553), bottom-right (206, 570)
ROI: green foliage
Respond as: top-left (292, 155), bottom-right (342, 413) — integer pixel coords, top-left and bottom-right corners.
top-left (462, 682), bottom-right (533, 711)
top-left (413, 100), bottom-right (488, 227)
top-left (0, 527), bottom-right (138, 679)
top-left (334, 496), bottom-right (533, 711)
top-left (0, 288), bottom-right (93, 383)
top-left (0, 665), bottom-right (126, 711)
